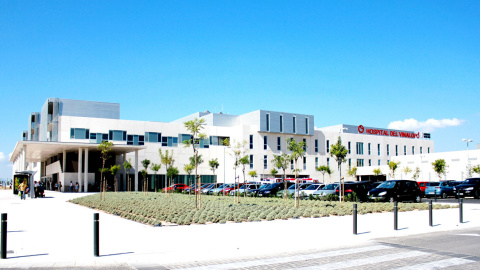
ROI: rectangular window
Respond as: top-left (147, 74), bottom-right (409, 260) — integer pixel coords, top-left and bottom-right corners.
top-left (315, 139), bottom-right (318, 153)
top-left (387, 144), bottom-right (390, 156)
top-left (348, 142), bottom-right (351, 154)
top-left (396, 145), bottom-right (398, 156)
top-left (250, 155), bottom-right (254, 169)
top-left (109, 130), bottom-right (126, 141)
top-left (180, 134), bottom-right (192, 144)
top-left (315, 157), bottom-right (318, 168)
top-left (291, 159), bottom-right (294, 170)
top-left (348, 158), bottom-right (352, 169)
top-left (404, 145), bottom-right (407, 155)
top-left (326, 140), bottom-right (330, 153)
top-left (368, 143), bottom-right (371, 155)
top-left (356, 142), bottom-right (364, 155)
top-left (378, 160), bottom-right (381, 166)
top-left (303, 138), bottom-right (307, 151)
top-left (303, 156), bottom-right (307, 170)
top-left (357, 159), bottom-right (364, 167)
top-left (277, 137), bottom-right (281, 151)
top-left (249, 135), bottom-right (253, 149)
top-left (264, 136), bottom-right (267, 150)
top-left (378, 144), bottom-right (381, 155)
top-left (412, 146), bottom-right (415, 155)
top-left (127, 135), bottom-right (145, 146)
top-left (280, 115), bottom-right (283, 132)
top-left (368, 159), bottom-right (371, 166)
top-left (420, 147), bottom-right (423, 154)
top-left (264, 155), bottom-right (268, 170)
top-left (70, 128), bottom-right (89, 139)
top-left (327, 157), bottom-right (330, 167)
top-left (266, 113), bottom-right (270, 132)
top-left (305, 117), bottom-right (309, 134)
top-left (428, 147), bottom-right (430, 153)
top-left (146, 132), bottom-right (162, 143)
top-left (293, 116), bottom-right (296, 133)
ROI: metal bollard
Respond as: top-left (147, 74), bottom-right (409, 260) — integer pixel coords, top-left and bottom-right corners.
top-left (429, 200), bottom-right (433, 227)
top-left (1, 214), bottom-right (6, 259)
top-left (394, 201), bottom-right (398, 230)
top-left (353, 204), bottom-right (357, 235)
top-left (459, 199), bottom-right (463, 224)
top-left (94, 213), bottom-right (99, 257)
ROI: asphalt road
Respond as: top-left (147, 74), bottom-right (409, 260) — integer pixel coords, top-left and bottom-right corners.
top-left (424, 196), bottom-right (480, 204)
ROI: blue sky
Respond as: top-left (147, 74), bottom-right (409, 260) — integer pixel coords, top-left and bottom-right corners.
top-left (1, 1), bottom-right (479, 181)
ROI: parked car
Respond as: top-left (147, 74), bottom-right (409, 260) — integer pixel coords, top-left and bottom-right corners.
top-left (163, 183), bottom-right (188, 192)
top-left (201, 183), bottom-right (222, 194)
top-left (299, 183), bottom-right (325, 198)
top-left (224, 183), bottom-right (245, 195)
top-left (417, 181), bottom-right (439, 196)
top-left (368, 180), bottom-right (422, 202)
top-left (246, 184), bottom-right (270, 196)
top-left (209, 184), bottom-right (233, 195)
top-left (276, 183), bottom-right (308, 197)
top-left (312, 183), bottom-right (339, 198)
top-left (229, 184), bottom-right (260, 196)
top-left (257, 183), bottom-right (288, 197)
top-left (424, 180), bottom-right (462, 198)
top-left (454, 178), bottom-right (480, 198)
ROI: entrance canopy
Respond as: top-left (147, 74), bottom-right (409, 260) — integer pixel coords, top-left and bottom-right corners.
top-left (10, 141), bottom-right (146, 163)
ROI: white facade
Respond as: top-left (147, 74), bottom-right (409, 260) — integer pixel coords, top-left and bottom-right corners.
top-left (11, 98), bottom-right (436, 192)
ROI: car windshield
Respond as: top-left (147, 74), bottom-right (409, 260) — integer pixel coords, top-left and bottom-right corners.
top-left (323, 184), bottom-right (338, 190)
top-left (427, 182), bottom-right (439, 186)
top-left (377, 181), bottom-right (396, 189)
top-left (305, 184), bottom-right (320, 190)
top-left (464, 179), bottom-right (479, 184)
top-left (259, 184), bottom-right (269, 189)
top-left (287, 185), bottom-right (296, 190)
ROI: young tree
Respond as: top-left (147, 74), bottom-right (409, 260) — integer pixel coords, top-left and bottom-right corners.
top-left (402, 166), bottom-right (412, 179)
top-left (473, 164), bottom-right (480, 175)
top-left (109, 165), bottom-right (121, 192)
top-left (373, 168), bottom-right (382, 177)
top-left (316, 165), bottom-right (332, 183)
top-left (183, 118), bottom-right (207, 209)
top-left (412, 167), bottom-right (421, 181)
top-left (270, 168), bottom-right (278, 178)
top-left (388, 161), bottom-right (401, 179)
top-left (209, 158), bottom-right (220, 193)
top-left (141, 159), bottom-right (150, 196)
top-left (348, 167), bottom-right (357, 181)
top-left (432, 159), bottom-right (448, 181)
top-left (330, 136), bottom-right (348, 203)
top-left (271, 153), bottom-right (291, 200)
top-left (230, 140), bottom-right (247, 203)
top-left (249, 170), bottom-right (257, 182)
top-left (159, 149), bottom-right (175, 195)
top-left (97, 141), bottom-right (113, 200)
top-left (123, 159), bottom-right (132, 193)
top-left (239, 155), bottom-right (250, 198)
top-left (151, 163), bottom-right (161, 193)
top-left (184, 163), bottom-right (194, 195)
top-left (167, 166), bottom-right (179, 195)
top-left (287, 138), bottom-right (306, 208)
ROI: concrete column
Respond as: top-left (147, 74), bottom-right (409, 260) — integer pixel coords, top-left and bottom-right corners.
top-left (63, 150), bottom-right (66, 173)
top-left (23, 145), bottom-right (27, 171)
top-left (84, 148), bottom-right (89, 192)
top-left (123, 152), bottom-right (126, 191)
top-left (135, 150), bottom-right (138, 192)
top-left (78, 148), bottom-right (83, 192)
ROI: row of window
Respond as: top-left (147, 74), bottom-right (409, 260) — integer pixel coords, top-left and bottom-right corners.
top-left (326, 140), bottom-right (430, 156)
top-left (265, 114), bottom-right (310, 134)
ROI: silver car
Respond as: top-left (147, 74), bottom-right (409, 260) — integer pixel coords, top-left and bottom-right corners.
top-left (312, 183), bottom-right (339, 198)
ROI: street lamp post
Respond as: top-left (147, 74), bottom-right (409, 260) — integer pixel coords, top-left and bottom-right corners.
top-left (462, 139), bottom-right (473, 178)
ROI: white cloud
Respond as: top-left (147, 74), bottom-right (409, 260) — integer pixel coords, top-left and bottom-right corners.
top-left (0, 152), bottom-right (5, 162)
top-left (388, 118), bottom-right (464, 133)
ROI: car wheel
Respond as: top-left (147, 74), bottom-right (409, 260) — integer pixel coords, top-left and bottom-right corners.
top-left (388, 197), bottom-right (395, 203)
top-left (415, 195), bottom-right (422, 203)
top-left (442, 192), bottom-right (447, 199)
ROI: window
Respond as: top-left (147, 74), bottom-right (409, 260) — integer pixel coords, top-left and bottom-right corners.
top-left (305, 117), bottom-right (309, 134)
top-left (303, 138), bottom-right (307, 151)
top-left (90, 133), bottom-right (108, 143)
top-left (180, 134), bottom-right (192, 144)
top-left (293, 116), bottom-right (296, 133)
top-left (387, 144), bottom-right (390, 156)
top-left (161, 136), bottom-right (178, 147)
top-left (412, 146), bottom-right (415, 155)
top-left (315, 157), bottom-right (318, 168)
top-left (264, 155), bottom-right (268, 170)
top-left (428, 147), bottom-right (430, 153)
top-left (303, 157), bottom-right (307, 170)
top-left (266, 113), bottom-right (270, 132)
top-left (249, 135), bottom-right (253, 149)
top-left (404, 146), bottom-right (407, 155)
top-left (109, 130), bottom-right (126, 141)
top-left (280, 115), bottom-right (283, 132)
top-left (378, 160), bottom-right (381, 166)
top-left (378, 144), bottom-right (381, 155)
top-left (209, 136), bottom-right (229, 146)
top-left (315, 139), bottom-right (318, 153)
top-left (368, 159), bottom-right (371, 166)
top-left (145, 132), bottom-right (162, 143)
top-left (327, 158), bottom-right (330, 167)
top-left (420, 147), bottom-right (423, 154)
top-left (326, 140), bottom-right (330, 153)
top-left (348, 158), bottom-right (352, 169)
top-left (357, 159), bottom-right (364, 167)
top-left (291, 159), bottom-right (294, 170)
top-left (368, 143), bottom-right (371, 155)
top-left (70, 128), bottom-right (89, 139)
top-left (250, 155), bottom-right (254, 169)
top-left (127, 135), bottom-right (145, 145)
top-left (356, 142), bottom-right (364, 155)
top-left (277, 137), bottom-right (281, 151)
top-left (396, 145), bottom-right (398, 156)
top-left (264, 136), bottom-right (267, 150)
top-left (348, 142), bottom-right (351, 154)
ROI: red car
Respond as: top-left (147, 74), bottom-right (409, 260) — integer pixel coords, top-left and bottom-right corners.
top-left (163, 183), bottom-right (188, 191)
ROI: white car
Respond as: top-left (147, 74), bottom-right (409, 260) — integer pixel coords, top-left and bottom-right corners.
top-left (298, 184), bottom-right (325, 198)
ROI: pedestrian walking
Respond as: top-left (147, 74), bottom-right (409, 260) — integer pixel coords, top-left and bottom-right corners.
top-left (70, 181), bottom-right (73, 192)
top-left (18, 180), bottom-right (27, 200)
top-left (75, 182), bottom-right (79, 192)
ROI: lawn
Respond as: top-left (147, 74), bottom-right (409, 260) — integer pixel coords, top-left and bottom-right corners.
top-left (70, 192), bottom-right (455, 226)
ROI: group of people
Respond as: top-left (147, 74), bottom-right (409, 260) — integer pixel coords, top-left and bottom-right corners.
top-left (69, 181), bottom-right (79, 192)
top-left (17, 180), bottom-right (46, 200)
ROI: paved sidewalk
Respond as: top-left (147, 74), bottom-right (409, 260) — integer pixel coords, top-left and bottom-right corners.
top-left (0, 189), bottom-right (479, 269)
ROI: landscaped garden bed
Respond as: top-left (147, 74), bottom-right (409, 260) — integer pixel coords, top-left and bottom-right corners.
top-left (70, 193), bottom-right (455, 226)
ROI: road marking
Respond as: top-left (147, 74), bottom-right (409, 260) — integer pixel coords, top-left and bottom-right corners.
top-left (297, 250), bottom-right (426, 269)
top-left (392, 257), bottom-right (474, 270)
top-left (179, 245), bottom-right (392, 270)
top-left (455, 233), bottom-right (480, 237)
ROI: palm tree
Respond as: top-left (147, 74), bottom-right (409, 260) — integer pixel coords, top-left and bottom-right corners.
top-left (141, 159), bottom-right (150, 196)
top-left (183, 118), bottom-right (207, 209)
top-left (123, 159), bottom-right (132, 193)
top-left (209, 158), bottom-right (220, 194)
top-left (159, 149), bottom-right (174, 195)
top-left (248, 170), bottom-right (257, 182)
top-left (167, 167), bottom-right (179, 196)
top-left (330, 136), bottom-right (348, 203)
top-left (239, 156), bottom-right (249, 198)
top-left (287, 138), bottom-right (306, 208)
top-left (97, 141), bottom-right (113, 200)
top-left (316, 165), bottom-right (332, 183)
top-left (151, 163), bottom-right (161, 193)
top-left (271, 153), bottom-right (291, 200)
top-left (109, 165), bottom-right (121, 192)
top-left (184, 163), bottom-right (194, 195)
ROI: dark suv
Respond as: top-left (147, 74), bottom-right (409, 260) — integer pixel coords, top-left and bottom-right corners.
top-left (257, 182), bottom-right (289, 197)
top-left (368, 180), bottom-right (422, 203)
top-left (454, 178), bottom-right (480, 198)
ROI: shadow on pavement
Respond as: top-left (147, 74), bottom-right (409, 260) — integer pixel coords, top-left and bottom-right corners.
top-left (101, 252), bottom-right (135, 257)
